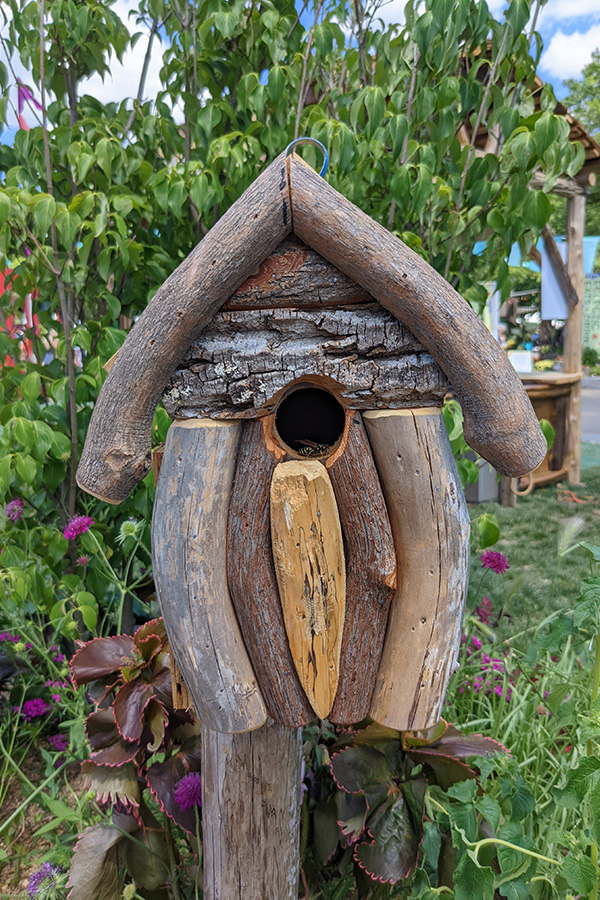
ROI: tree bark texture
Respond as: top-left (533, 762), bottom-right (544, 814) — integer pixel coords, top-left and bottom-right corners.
top-left (202, 720), bottom-right (303, 900)
top-left (152, 419), bottom-right (267, 733)
top-left (327, 412), bottom-right (397, 724)
top-left (164, 305), bottom-right (448, 420)
top-left (364, 410), bottom-right (470, 731)
top-left (77, 151), bottom-right (291, 503)
top-left (270, 460), bottom-right (346, 719)
top-left (227, 419), bottom-right (314, 727)
top-left (288, 154), bottom-right (546, 478)
top-left (223, 235), bottom-right (373, 310)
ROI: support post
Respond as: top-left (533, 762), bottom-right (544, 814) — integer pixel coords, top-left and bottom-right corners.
top-left (563, 193), bottom-right (586, 484)
top-left (202, 721), bottom-right (303, 900)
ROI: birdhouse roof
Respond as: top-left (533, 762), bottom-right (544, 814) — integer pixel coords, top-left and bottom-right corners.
top-left (77, 150), bottom-right (545, 504)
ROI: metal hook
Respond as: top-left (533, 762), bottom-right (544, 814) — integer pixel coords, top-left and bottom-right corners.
top-left (285, 137), bottom-right (329, 178)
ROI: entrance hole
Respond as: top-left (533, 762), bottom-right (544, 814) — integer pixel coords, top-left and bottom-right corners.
top-left (275, 386), bottom-right (346, 457)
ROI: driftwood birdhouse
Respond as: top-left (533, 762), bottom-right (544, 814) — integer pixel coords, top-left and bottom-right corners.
top-left (77, 145), bottom-right (545, 899)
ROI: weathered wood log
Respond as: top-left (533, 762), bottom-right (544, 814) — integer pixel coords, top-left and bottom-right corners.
top-left (327, 412), bottom-right (397, 724)
top-left (363, 409), bottom-right (470, 731)
top-left (541, 224), bottom-right (579, 310)
top-left (223, 235), bottom-right (373, 310)
top-left (202, 720), bottom-right (303, 900)
top-left (152, 419), bottom-right (267, 733)
top-left (227, 420), bottom-right (314, 727)
top-left (164, 305), bottom-right (448, 419)
top-left (77, 152), bottom-right (292, 503)
top-left (564, 193), bottom-right (585, 484)
top-left (288, 154), bottom-right (546, 478)
top-left (270, 460), bottom-right (346, 719)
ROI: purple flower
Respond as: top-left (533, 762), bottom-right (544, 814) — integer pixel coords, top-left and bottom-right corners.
top-left (471, 636), bottom-right (482, 651)
top-left (51, 693), bottom-right (60, 703)
top-left (476, 596), bottom-right (493, 624)
top-left (76, 555), bottom-right (89, 566)
top-left (174, 772), bottom-right (202, 810)
top-left (0, 633), bottom-right (12, 642)
top-left (63, 515), bottom-right (94, 540)
top-left (6, 498), bottom-right (24, 522)
top-left (53, 653), bottom-right (65, 663)
top-left (22, 698), bottom-right (51, 721)
top-left (27, 862), bottom-right (59, 899)
top-left (480, 550), bottom-right (509, 575)
top-left (48, 733), bottom-right (68, 752)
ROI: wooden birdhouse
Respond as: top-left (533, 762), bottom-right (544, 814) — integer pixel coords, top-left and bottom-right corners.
top-left (77, 143), bottom-right (545, 900)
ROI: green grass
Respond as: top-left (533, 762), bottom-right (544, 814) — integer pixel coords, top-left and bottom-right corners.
top-left (466, 455), bottom-right (600, 643)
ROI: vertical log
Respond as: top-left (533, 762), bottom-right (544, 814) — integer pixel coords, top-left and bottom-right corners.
top-left (227, 420), bottom-right (313, 727)
top-left (152, 419), bottom-right (267, 734)
top-left (327, 413), bottom-right (397, 724)
top-left (564, 193), bottom-right (586, 484)
top-left (202, 721), bottom-right (303, 900)
top-left (363, 409), bottom-right (470, 731)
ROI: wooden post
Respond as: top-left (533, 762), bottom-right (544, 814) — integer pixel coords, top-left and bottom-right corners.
top-left (202, 721), bottom-right (303, 900)
top-left (563, 193), bottom-right (586, 484)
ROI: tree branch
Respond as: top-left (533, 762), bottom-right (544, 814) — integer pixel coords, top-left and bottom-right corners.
top-left (294, 0), bottom-right (323, 140)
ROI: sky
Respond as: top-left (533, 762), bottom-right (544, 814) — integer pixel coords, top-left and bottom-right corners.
top-left (2, 0), bottom-right (600, 140)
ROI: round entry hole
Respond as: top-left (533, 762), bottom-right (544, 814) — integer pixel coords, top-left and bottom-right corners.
top-left (275, 386), bottom-right (345, 457)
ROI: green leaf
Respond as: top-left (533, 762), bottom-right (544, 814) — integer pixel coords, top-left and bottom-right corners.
top-left (364, 87), bottom-right (385, 139)
top-left (20, 372), bottom-right (41, 403)
top-left (562, 853), bottom-right (597, 895)
top-left (33, 194), bottom-right (56, 237)
top-left (0, 191), bottom-right (10, 230)
top-left (523, 190), bottom-right (551, 231)
top-left (534, 112), bottom-right (559, 157)
top-left (67, 813), bottom-right (137, 900)
top-left (554, 756), bottom-right (600, 808)
top-left (453, 852), bottom-right (495, 900)
top-left (505, 0), bottom-right (530, 36)
top-left (477, 513), bottom-right (500, 548)
top-left (267, 66), bottom-right (285, 104)
top-left (539, 417), bottom-right (555, 451)
top-left (330, 745), bottom-right (392, 793)
top-left (16, 454), bottom-right (37, 484)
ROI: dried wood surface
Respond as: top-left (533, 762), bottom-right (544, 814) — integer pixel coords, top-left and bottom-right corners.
top-left (223, 235), bottom-right (372, 309)
top-left (327, 413), bottom-right (397, 724)
top-left (288, 154), bottom-right (546, 478)
top-left (227, 420), bottom-right (314, 727)
top-left (202, 721), bottom-right (303, 900)
top-left (564, 193), bottom-right (585, 484)
top-left (364, 410), bottom-right (470, 731)
top-left (152, 419), bottom-right (267, 733)
top-left (164, 305), bottom-right (447, 419)
top-left (77, 152), bottom-right (291, 503)
top-left (270, 460), bottom-right (346, 719)
top-left (541, 225), bottom-right (578, 310)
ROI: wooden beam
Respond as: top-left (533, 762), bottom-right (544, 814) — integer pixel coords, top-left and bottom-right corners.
top-left (270, 460), bottom-right (346, 719)
top-left (541, 225), bottom-right (579, 310)
top-left (563, 193), bottom-right (586, 484)
top-left (152, 419), bottom-right (268, 733)
top-left (327, 412), bottom-right (397, 724)
top-left (77, 152), bottom-right (292, 503)
top-left (227, 420), bottom-right (314, 727)
top-left (202, 721), bottom-right (303, 900)
top-left (528, 170), bottom-right (587, 197)
top-left (288, 154), bottom-right (546, 478)
top-left (364, 409), bottom-right (470, 731)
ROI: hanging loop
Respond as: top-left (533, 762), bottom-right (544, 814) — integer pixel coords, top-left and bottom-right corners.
top-left (285, 137), bottom-right (329, 178)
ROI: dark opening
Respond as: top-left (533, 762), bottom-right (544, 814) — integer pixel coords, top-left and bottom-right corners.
top-left (275, 386), bottom-right (346, 457)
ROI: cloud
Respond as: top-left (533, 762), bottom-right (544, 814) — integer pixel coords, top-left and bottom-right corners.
top-left (540, 24), bottom-right (600, 80)
top-left (541, 0), bottom-right (600, 22)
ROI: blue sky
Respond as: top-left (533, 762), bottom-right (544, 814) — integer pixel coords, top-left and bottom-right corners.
top-left (2, 0), bottom-right (600, 140)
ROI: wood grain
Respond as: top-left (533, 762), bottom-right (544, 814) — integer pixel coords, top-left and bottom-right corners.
top-left (223, 235), bottom-right (372, 310)
top-left (327, 412), bottom-right (397, 724)
top-left (270, 460), bottom-right (346, 719)
top-left (288, 154), bottom-right (546, 478)
top-left (227, 419), bottom-right (314, 727)
top-left (164, 305), bottom-right (447, 419)
top-left (363, 409), bottom-right (470, 731)
top-left (564, 193), bottom-right (585, 484)
top-left (77, 152), bottom-right (291, 503)
top-left (541, 225), bottom-right (578, 310)
top-left (152, 419), bottom-right (267, 733)
top-left (202, 721), bottom-right (303, 900)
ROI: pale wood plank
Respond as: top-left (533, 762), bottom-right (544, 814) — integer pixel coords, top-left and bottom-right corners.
top-left (270, 460), bottom-right (346, 719)
top-left (563, 193), bottom-right (586, 484)
top-left (77, 152), bottom-right (291, 503)
top-left (152, 419), bottom-right (267, 733)
top-left (364, 409), bottom-right (470, 731)
top-left (202, 721), bottom-right (303, 900)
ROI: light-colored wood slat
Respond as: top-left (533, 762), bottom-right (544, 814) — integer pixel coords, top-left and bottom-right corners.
top-left (564, 193), bottom-right (586, 484)
top-left (270, 460), bottom-right (346, 719)
top-left (364, 409), bottom-right (470, 731)
top-left (77, 152), bottom-right (291, 503)
top-left (152, 418), bottom-right (267, 733)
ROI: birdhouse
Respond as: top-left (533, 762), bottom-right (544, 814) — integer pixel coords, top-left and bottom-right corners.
top-left (78, 145), bottom-right (545, 739)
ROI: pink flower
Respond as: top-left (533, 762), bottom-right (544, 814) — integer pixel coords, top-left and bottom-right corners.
top-left (63, 516), bottom-right (94, 540)
top-left (471, 636), bottom-right (482, 651)
top-left (174, 772), bottom-right (202, 810)
top-left (6, 498), bottom-right (24, 522)
top-left (48, 734), bottom-right (67, 752)
top-left (51, 694), bottom-right (60, 703)
top-left (76, 556), bottom-right (89, 566)
top-left (480, 550), bottom-right (509, 574)
top-left (476, 596), bottom-right (493, 624)
top-left (22, 698), bottom-right (51, 720)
